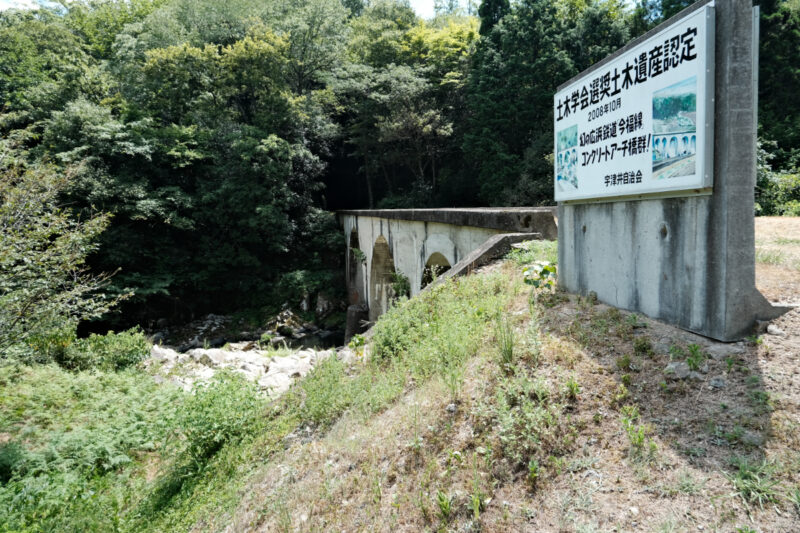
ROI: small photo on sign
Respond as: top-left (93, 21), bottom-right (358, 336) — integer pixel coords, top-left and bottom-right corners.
top-left (556, 125), bottom-right (578, 190)
top-left (652, 76), bottom-right (697, 180)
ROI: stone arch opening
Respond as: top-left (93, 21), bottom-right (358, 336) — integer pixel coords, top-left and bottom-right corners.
top-left (369, 236), bottom-right (396, 322)
top-left (348, 229), bottom-right (359, 284)
top-left (347, 229), bottom-right (364, 304)
top-left (421, 252), bottom-right (451, 289)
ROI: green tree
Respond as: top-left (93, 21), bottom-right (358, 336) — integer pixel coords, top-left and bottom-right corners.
top-left (477, 0), bottom-right (509, 35)
top-left (0, 162), bottom-right (120, 354)
top-left (463, 0), bottom-right (628, 205)
top-left (759, 0), bottom-right (800, 169)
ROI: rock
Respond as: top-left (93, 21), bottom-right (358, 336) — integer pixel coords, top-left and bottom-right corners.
top-left (629, 507), bottom-right (639, 516)
top-left (315, 293), bottom-right (333, 317)
top-left (258, 373), bottom-right (293, 395)
top-left (653, 342), bottom-right (671, 355)
top-left (446, 403), bottom-right (457, 413)
top-left (194, 366), bottom-right (216, 381)
top-left (239, 362), bottom-right (265, 376)
top-left (267, 355), bottom-right (313, 378)
top-left (709, 376), bottom-right (726, 389)
top-left (337, 347), bottom-right (359, 365)
top-left (706, 343), bottom-right (745, 361)
top-left (151, 344), bottom-right (180, 362)
top-left (150, 331), bottom-right (167, 344)
top-left (227, 341), bottom-right (258, 352)
top-left (688, 371), bottom-right (705, 381)
top-left (314, 350), bottom-right (335, 364)
top-left (189, 348), bottom-right (233, 367)
top-left (231, 351), bottom-right (268, 367)
top-left (178, 337), bottom-right (201, 352)
top-left (741, 430), bottom-right (765, 447)
top-left (767, 324), bottom-right (785, 336)
top-left (270, 335), bottom-right (287, 347)
top-left (664, 361), bottom-right (691, 380)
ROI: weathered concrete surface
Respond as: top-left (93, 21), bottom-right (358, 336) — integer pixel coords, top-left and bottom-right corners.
top-left (339, 208), bottom-right (557, 324)
top-left (338, 207), bottom-right (558, 239)
top-left (434, 233), bottom-right (539, 285)
top-left (558, 0), bottom-right (788, 341)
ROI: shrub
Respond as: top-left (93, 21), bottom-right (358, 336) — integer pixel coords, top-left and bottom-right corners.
top-left (755, 141), bottom-right (800, 216)
top-left (478, 367), bottom-right (574, 470)
top-left (685, 344), bottom-right (707, 371)
top-left (0, 442), bottom-right (26, 483)
top-left (0, 363), bottom-right (184, 531)
top-left (58, 328), bottom-right (149, 371)
top-left (178, 372), bottom-right (263, 463)
top-left (300, 356), bottom-right (354, 427)
top-left (633, 336), bottom-right (653, 357)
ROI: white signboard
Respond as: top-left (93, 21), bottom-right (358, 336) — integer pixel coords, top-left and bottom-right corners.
top-left (554, 7), bottom-right (714, 202)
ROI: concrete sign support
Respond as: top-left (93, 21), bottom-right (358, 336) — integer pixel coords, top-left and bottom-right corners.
top-left (557, 0), bottom-right (789, 341)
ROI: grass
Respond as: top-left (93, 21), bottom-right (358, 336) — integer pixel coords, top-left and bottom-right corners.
top-left (756, 248), bottom-right (786, 265)
top-left (507, 239), bottom-right (558, 266)
top-left (727, 456), bottom-right (780, 509)
top-left (0, 361), bottom-right (185, 531)
top-left (495, 315), bottom-right (515, 368)
top-left (0, 271), bottom-right (515, 532)
top-left (6, 242), bottom-right (800, 531)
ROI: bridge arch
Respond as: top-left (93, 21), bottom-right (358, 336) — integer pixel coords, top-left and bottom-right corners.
top-left (347, 228), bottom-right (365, 305)
top-left (369, 236), bottom-right (396, 322)
top-left (421, 252), bottom-right (451, 289)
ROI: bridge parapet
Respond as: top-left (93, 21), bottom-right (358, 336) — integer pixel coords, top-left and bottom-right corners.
top-left (338, 208), bottom-right (557, 341)
top-left (337, 207), bottom-right (557, 240)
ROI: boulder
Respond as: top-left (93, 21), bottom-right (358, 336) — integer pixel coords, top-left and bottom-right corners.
top-left (664, 361), bottom-right (691, 380)
top-left (709, 376), bottom-right (726, 389)
top-left (189, 348), bottom-right (232, 367)
top-left (706, 343), bottom-right (746, 361)
top-left (268, 354), bottom-right (313, 378)
top-left (767, 324), bottom-right (785, 336)
top-left (258, 373), bottom-right (293, 395)
top-left (239, 362), bottom-right (265, 376)
top-left (151, 345), bottom-right (181, 363)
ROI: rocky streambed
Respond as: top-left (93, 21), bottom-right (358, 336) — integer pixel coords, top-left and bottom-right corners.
top-left (146, 341), bottom-right (364, 397)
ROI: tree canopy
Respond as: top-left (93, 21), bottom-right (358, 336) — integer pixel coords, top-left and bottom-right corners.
top-left (1, 0), bottom-right (797, 325)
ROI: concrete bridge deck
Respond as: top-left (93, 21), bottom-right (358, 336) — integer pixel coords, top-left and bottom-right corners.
top-left (337, 207), bottom-right (557, 340)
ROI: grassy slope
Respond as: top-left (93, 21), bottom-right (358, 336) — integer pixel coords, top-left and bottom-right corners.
top-left (2, 238), bottom-right (799, 532)
top-left (226, 240), bottom-right (798, 532)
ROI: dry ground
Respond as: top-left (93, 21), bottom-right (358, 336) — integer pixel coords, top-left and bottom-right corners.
top-left (228, 218), bottom-right (799, 533)
top-left (755, 217), bottom-right (800, 305)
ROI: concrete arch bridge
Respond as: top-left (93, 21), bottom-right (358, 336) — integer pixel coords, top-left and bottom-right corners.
top-left (337, 208), bottom-right (557, 340)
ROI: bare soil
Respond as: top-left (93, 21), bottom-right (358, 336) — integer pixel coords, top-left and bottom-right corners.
top-left (755, 217), bottom-right (800, 305)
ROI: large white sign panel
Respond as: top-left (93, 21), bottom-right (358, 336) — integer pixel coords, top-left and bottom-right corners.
top-left (554, 7), bottom-right (715, 202)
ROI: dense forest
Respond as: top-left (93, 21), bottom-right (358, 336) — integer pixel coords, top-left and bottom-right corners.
top-left (1, 0), bottom-right (798, 331)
